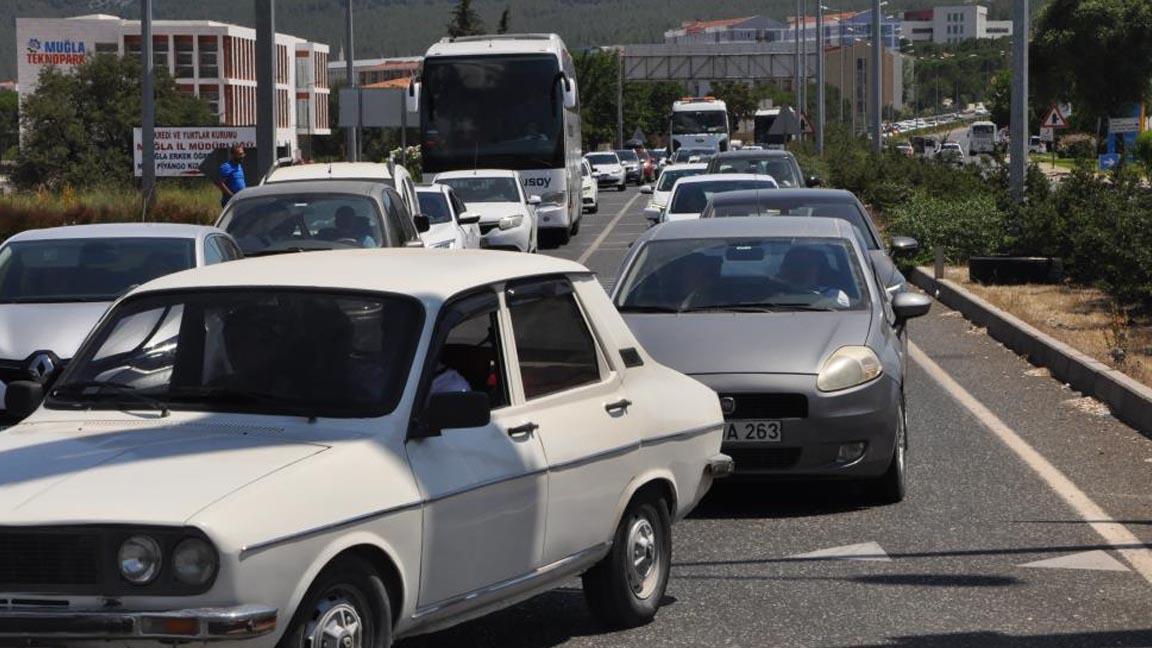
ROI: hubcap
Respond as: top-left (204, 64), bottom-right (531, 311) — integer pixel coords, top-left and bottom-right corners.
top-left (304, 598), bottom-right (363, 648)
top-left (625, 516), bottom-right (661, 600)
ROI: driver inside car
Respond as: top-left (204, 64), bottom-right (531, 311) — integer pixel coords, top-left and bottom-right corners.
top-left (777, 246), bottom-right (851, 308)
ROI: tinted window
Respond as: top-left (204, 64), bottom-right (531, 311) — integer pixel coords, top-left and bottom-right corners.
top-left (670, 180), bottom-right (777, 214)
top-left (418, 192), bottom-right (454, 225)
top-left (219, 193), bottom-right (384, 255)
top-left (0, 238), bottom-right (195, 303)
top-left (705, 197), bottom-right (879, 249)
top-left (50, 290), bottom-right (423, 417)
top-left (672, 110), bottom-right (728, 134)
top-left (437, 177), bottom-right (521, 203)
top-left (435, 303), bottom-right (509, 409)
top-left (204, 237), bottom-right (225, 265)
top-left (507, 280), bottom-right (601, 400)
top-left (586, 153), bottom-right (618, 165)
top-left (710, 157), bottom-right (802, 187)
top-left (656, 167), bottom-right (706, 191)
top-left (615, 150), bottom-right (639, 162)
top-left (386, 190), bottom-right (419, 243)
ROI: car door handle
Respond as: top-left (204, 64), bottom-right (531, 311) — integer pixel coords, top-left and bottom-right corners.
top-left (508, 422), bottom-right (539, 437)
top-left (604, 398), bottom-right (632, 413)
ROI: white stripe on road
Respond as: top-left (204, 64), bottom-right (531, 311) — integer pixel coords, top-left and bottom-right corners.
top-left (910, 342), bottom-right (1152, 584)
top-left (578, 192), bottom-right (642, 265)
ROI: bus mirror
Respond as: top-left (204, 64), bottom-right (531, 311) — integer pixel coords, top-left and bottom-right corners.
top-left (406, 81), bottom-right (421, 113)
top-left (563, 76), bottom-right (578, 110)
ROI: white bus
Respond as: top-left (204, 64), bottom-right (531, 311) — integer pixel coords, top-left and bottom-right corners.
top-left (411, 34), bottom-right (583, 242)
top-left (968, 121), bottom-right (997, 155)
top-left (670, 97), bottom-right (730, 154)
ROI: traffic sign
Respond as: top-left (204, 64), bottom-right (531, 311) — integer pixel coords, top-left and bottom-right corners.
top-left (1040, 127), bottom-right (1054, 143)
top-left (800, 112), bottom-right (814, 135)
top-left (1108, 117), bottom-right (1140, 134)
top-left (1042, 106), bottom-right (1068, 129)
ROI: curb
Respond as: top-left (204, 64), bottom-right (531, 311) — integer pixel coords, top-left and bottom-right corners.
top-left (910, 267), bottom-right (1152, 436)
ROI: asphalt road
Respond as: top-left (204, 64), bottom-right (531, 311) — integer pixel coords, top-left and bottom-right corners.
top-left (404, 186), bottom-right (1152, 647)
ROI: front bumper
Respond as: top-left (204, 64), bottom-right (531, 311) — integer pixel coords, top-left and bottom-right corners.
top-left (596, 174), bottom-right (624, 186)
top-left (534, 203), bottom-right (570, 230)
top-left (0, 604), bottom-right (277, 641)
top-left (479, 221), bottom-right (531, 252)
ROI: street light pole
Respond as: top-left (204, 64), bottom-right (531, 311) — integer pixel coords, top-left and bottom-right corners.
top-left (870, 0), bottom-right (882, 155)
top-left (344, 0), bottom-right (358, 162)
top-left (617, 49), bottom-right (624, 149)
top-left (817, 1), bottom-right (825, 155)
top-left (140, 0), bottom-right (155, 216)
top-left (1010, 0), bottom-right (1029, 203)
top-left (256, 0), bottom-right (275, 179)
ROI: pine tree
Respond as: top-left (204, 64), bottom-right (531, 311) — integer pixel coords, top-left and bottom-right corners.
top-left (447, 0), bottom-right (485, 38)
top-left (497, 7), bottom-right (511, 34)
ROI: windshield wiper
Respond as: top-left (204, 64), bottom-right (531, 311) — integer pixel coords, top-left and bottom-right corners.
top-left (52, 381), bottom-right (169, 417)
top-left (617, 305), bottom-right (682, 313)
top-left (169, 386), bottom-right (320, 420)
top-left (683, 302), bottom-right (838, 313)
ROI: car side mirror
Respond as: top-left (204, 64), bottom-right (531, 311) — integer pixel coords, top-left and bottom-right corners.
top-left (527, 195), bottom-right (542, 206)
top-left (5, 380), bottom-right (45, 421)
top-left (892, 292), bottom-right (932, 325)
top-left (639, 185), bottom-right (654, 195)
top-left (414, 391), bottom-right (491, 438)
top-left (406, 80), bottom-right (421, 113)
top-left (562, 74), bottom-right (578, 110)
top-left (413, 214), bottom-right (431, 233)
top-left (457, 211), bottom-right (481, 225)
top-left (806, 176), bottom-right (823, 187)
top-left (889, 235), bottom-right (919, 257)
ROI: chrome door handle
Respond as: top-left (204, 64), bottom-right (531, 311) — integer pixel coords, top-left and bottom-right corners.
top-left (508, 422), bottom-right (539, 437)
top-left (604, 398), bottom-right (632, 413)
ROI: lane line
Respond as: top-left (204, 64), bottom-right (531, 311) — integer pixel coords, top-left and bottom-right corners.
top-left (910, 342), bottom-right (1152, 584)
top-left (578, 191), bottom-right (642, 265)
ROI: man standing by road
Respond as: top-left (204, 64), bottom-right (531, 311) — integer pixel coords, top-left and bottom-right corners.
top-left (215, 145), bottom-right (247, 207)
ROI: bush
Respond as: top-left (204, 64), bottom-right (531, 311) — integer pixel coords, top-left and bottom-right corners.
top-left (885, 191), bottom-right (1011, 266)
top-left (1056, 132), bottom-right (1097, 159)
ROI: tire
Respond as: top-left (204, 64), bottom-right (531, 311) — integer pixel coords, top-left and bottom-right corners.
top-left (555, 227), bottom-right (571, 245)
top-left (617, 183), bottom-right (625, 192)
top-left (582, 495), bottom-right (671, 629)
top-left (571, 216), bottom-right (582, 235)
top-left (589, 203), bottom-right (598, 214)
top-left (277, 555), bottom-right (392, 648)
top-left (871, 397), bottom-right (907, 505)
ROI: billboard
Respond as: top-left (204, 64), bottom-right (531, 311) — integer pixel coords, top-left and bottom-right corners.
top-left (133, 127), bottom-right (256, 177)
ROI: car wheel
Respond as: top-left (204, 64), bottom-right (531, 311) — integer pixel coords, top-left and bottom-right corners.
top-left (617, 183), bottom-right (625, 192)
top-left (582, 495), bottom-right (671, 629)
top-left (556, 227), bottom-right (571, 245)
top-left (570, 216), bottom-right (581, 235)
top-left (277, 555), bottom-right (392, 648)
top-left (589, 203), bottom-right (598, 214)
top-left (871, 396), bottom-right (907, 505)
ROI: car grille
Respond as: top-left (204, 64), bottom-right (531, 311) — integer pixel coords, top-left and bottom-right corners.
top-left (719, 393), bottom-right (808, 419)
top-left (479, 223), bottom-right (499, 236)
top-left (727, 447), bottom-right (802, 470)
top-left (0, 531), bottom-right (102, 588)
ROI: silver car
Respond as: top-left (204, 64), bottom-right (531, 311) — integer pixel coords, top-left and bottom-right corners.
top-left (611, 217), bottom-right (931, 503)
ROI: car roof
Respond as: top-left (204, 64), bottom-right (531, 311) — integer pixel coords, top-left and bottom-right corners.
top-left (231, 179), bottom-right (385, 199)
top-left (708, 188), bottom-right (860, 205)
top-left (265, 162), bottom-right (396, 183)
top-left (661, 163), bottom-right (708, 172)
top-left (425, 33), bottom-right (567, 59)
top-left (5, 222), bottom-right (221, 244)
top-left (643, 216), bottom-right (855, 242)
top-left (133, 249), bottom-right (589, 301)
top-left (434, 169), bottom-right (520, 180)
top-left (674, 173), bottom-right (777, 185)
top-left (415, 184), bottom-right (450, 194)
top-left (712, 149), bottom-right (796, 159)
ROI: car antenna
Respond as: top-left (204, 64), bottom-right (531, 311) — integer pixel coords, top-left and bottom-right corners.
top-left (473, 143), bottom-right (479, 172)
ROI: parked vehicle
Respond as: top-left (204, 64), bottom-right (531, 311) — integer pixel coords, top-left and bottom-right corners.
top-left (911, 135), bottom-right (941, 158)
top-left (585, 152), bottom-right (627, 192)
top-left (581, 158), bottom-right (600, 214)
top-left (968, 121), bottom-right (997, 155)
top-left (434, 169), bottom-right (540, 251)
top-left (416, 184), bottom-right (483, 249)
top-left (939, 141), bottom-right (965, 165)
top-left (0, 223), bottom-right (240, 424)
top-left (262, 161), bottom-right (422, 227)
top-left (1029, 135), bottom-right (1047, 154)
top-left (671, 96), bottom-right (730, 152)
top-left (612, 217), bottom-right (931, 501)
top-left (615, 149), bottom-right (643, 185)
top-left (0, 250), bottom-right (730, 646)
top-left (705, 150), bottom-right (814, 189)
top-left (217, 180), bottom-right (427, 256)
top-left (640, 163), bottom-right (708, 224)
top-left (661, 174), bottom-right (779, 222)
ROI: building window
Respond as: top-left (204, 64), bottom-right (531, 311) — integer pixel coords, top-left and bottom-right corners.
top-left (200, 85), bottom-right (220, 117)
top-left (175, 37), bottom-right (195, 78)
top-left (153, 36), bottom-right (169, 70)
top-left (297, 98), bottom-right (311, 131)
top-left (95, 42), bottom-right (118, 55)
top-left (199, 36), bottom-right (219, 78)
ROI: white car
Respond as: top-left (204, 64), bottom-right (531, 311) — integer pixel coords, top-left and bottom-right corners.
top-left (416, 184), bottom-right (482, 250)
top-left (0, 223), bottom-right (241, 424)
top-left (263, 161), bottom-right (422, 228)
top-left (0, 249), bottom-right (730, 647)
top-left (585, 152), bottom-right (626, 192)
top-left (433, 170), bottom-right (539, 253)
top-left (581, 158), bottom-right (599, 214)
top-left (640, 163), bottom-right (708, 224)
top-left (662, 174), bottom-right (780, 223)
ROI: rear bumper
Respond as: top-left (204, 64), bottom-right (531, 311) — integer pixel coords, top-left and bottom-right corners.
top-left (0, 604), bottom-right (277, 641)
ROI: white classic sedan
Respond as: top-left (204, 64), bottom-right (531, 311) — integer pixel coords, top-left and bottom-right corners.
top-left (415, 184), bottom-right (482, 249)
top-left (0, 250), bottom-right (729, 647)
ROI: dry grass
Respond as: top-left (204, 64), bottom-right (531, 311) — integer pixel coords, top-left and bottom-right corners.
top-left (944, 266), bottom-right (1152, 388)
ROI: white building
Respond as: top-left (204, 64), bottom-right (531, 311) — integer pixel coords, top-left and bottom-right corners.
top-left (15, 14), bottom-right (330, 154)
top-left (901, 5), bottom-right (1012, 44)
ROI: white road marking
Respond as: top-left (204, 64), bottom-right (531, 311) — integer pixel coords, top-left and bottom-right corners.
top-left (577, 192), bottom-right (642, 265)
top-left (910, 342), bottom-right (1152, 585)
top-left (1019, 550), bottom-right (1131, 572)
top-left (788, 542), bottom-right (892, 562)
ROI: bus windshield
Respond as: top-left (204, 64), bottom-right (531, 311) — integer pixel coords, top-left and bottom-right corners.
top-left (421, 54), bottom-right (564, 172)
top-left (672, 110), bottom-right (728, 135)
top-left (972, 124), bottom-right (996, 136)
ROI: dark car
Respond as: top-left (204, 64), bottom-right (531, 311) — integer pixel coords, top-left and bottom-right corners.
top-left (705, 150), bottom-right (815, 189)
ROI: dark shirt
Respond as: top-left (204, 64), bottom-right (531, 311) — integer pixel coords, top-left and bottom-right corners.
top-left (219, 160), bottom-right (247, 194)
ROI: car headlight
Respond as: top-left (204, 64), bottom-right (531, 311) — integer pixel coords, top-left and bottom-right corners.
top-left (432, 240), bottom-right (456, 249)
top-left (172, 537), bottom-right (218, 587)
top-left (498, 214), bottom-right (524, 230)
top-left (817, 346), bottom-right (882, 392)
top-left (118, 535), bottom-right (162, 584)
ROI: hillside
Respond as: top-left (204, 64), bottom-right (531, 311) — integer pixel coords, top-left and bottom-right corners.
top-left (3, 0), bottom-right (1019, 81)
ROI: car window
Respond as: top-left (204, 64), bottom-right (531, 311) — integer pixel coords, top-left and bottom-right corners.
top-left (418, 192), bottom-right (454, 225)
top-left (450, 192), bottom-right (469, 216)
top-left (705, 197), bottom-right (880, 250)
top-left (506, 278), bottom-right (602, 400)
top-left (711, 158), bottom-right (802, 187)
top-left (204, 236), bottom-right (225, 265)
top-left (219, 193), bottom-right (384, 255)
top-left (379, 190), bottom-right (411, 246)
top-left (656, 167), bottom-right (706, 191)
top-left (437, 177), bottom-right (521, 203)
top-left (431, 293), bottom-right (510, 410)
top-left (585, 153), bottom-right (618, 165)
top-left (220, 236), bottom-right (244, 260)
top-left (670, 180), bottom-right (777, 214)
top-left (390, 189), bottom-right (420, 242)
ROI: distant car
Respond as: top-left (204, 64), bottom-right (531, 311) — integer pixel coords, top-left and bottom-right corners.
top-left (705, 150), bottom-right (814, 188)
top-left (634, 148), bottom-right (657, 182)
top-left (640, 163), bottom-right (708, 224)
top-left (580, 158), bottom-right (600, 214)
top-left (612, 217), bottom-right (931, 501)
top-left (895, 142), bottom-right (914, 157)
top-left (216, 180), bottom-right (428, 256)
top-left (662, 174), bottom-right (779, 222)
top-left (416, 184), bottom-right (483, 250)
top-left (939, 141), bottom-right (965, 164)
top-left (650, 148), bottom-right (670, 169)
top-left (585, 152), bottom-right (627, 192)
top-left (262, 161), bottom-right (422, 228)
top-left (0, 223), bottom-right (241, 424)
top-left (615, 149), bottom-right (644, 185)
top-left (434, 169), bottom-right (540, 252)
top-left (1029, 135), bottom-right (1047, 154)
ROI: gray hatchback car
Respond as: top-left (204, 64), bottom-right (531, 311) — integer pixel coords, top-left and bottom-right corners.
top-left (612, 217), bottom-right (931, 502)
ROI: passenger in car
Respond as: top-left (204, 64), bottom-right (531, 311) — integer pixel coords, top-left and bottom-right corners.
top-left (777, 247), bottom-right (851, 307)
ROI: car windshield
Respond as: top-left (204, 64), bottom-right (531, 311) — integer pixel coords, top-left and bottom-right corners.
top-left (616, 150), bottom-right (639, 162)
top-left (674, 148), bottom-right (715, 162)
top-left (656, 167), bottom-right (707, 192)
top-left (704, 197), bottom-right (880, 249)
top-left (672, 110), bottom-right (728, 134)
top-left (218, 193), bottom-right (384, 256)
top-left (417, 192), bottom-right (454, 225)
top-left (0, 237), bottom-right (195, 304)
top-left (670, 180), bottom-right (777, 214)
top-left (437, 177), bottom-right (521, 203)
top-left (586, 153), bottom-right (618, 166)
top-left (711, 157), bottom-right (803, 188)
top-left (49, 290), bottom-right (423, 418)
top-left (616, 237), bottom-right (868, 313)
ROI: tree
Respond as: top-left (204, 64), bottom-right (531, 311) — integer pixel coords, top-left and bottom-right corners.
top-left (447, 0), bottom-right (485, 38)
top-left (710, 81), bottom-right (757, 131)
top-left (497, 7), bottom-right (511, 34)
top-left (0, 90), bottom-right (17, 161)
top-left (986, 68), bottom-right (1011, 127)
top-left (1133, 130), bottom-right (1152, 178)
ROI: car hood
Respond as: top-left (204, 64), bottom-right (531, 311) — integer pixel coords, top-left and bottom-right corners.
top-left (0, 419), bottom-right (327, 525)
top-left (624, 311), bottom-right (872, 375)
top-left (0, 302), bottom-right (112, 362)
top-left (471, 203), bottom-right (527, 223)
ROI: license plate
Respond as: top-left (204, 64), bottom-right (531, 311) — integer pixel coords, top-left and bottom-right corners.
top-left (724, 420), bottom-right (783, 443)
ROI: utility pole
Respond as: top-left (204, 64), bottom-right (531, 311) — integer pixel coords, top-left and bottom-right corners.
top-left (816, 1), bottom-right (825, 155)
top-left (616, 49), bottom-right (624, 149)
top-left (870, 0), bottom-right (882, 155)
top-left (794, 0), bottom-right (802, 141)
top-left (1010, 0), bottom-right (1029, 203)
top-left (255, 0), bottom-right (276, 178)
top-left (344, 0), bottom-right (358, 161)
top-left (140, 0), bottom-right (155, 215)
top-left (799, 5), bottom-right (806, 135)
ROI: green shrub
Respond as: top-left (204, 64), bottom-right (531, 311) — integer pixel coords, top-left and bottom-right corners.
top-left (885, 191), bottom-right (1011, 266)
top-left (1056, 132), bottom-right (1097, 159)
